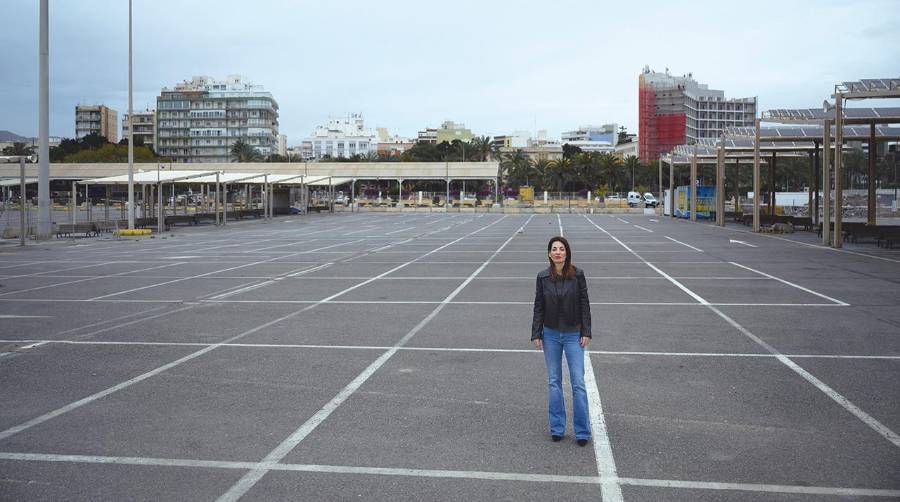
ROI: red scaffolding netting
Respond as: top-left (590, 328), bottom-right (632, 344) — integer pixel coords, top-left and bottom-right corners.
top-left (639, 79), bottom-right (686, 162)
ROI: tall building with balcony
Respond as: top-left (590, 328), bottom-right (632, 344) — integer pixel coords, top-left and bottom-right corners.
top-left (155, 75), bottom-right (279, 163)
top-left (122, 109), bottom-right (156, 150)
top-left (75, 105), bottom-right (118, 142)
top-left (638, 66), bottom-right (756, 162)
top-left (301, 113), bottom-right (377, 160)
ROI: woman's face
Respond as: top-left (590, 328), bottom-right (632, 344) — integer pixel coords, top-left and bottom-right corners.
top-left (549, 241), bottom-right (566, 266)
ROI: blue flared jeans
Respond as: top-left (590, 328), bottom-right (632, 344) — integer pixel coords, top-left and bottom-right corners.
top-left (542, 327), bottom-right (591, 440)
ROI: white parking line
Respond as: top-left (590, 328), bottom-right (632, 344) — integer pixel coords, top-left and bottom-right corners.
top-left (585, 214), bottom-right (900, 449)
top-left (216, 215), bottom-right (526, 502)
top-left (0, 216), bottom-right (510, 445)
top-left (664, 236), bottom-right (703, 252)
top-left (633, 225), bottom-right (653, 233)
top-left (2, 453), bottom-right (899, 498)
top-left (88, 240), bottom-right (362, 300)
top-left (584, 353), bottom-right (623, 501)
top-left (729, 262), bottom-right (848, 306)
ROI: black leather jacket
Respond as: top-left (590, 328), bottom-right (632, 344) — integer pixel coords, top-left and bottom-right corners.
top-left (532, 267), bottom-right (592, 340)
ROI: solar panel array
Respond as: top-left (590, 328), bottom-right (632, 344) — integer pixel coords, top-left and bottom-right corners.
top-left (840, 78), bottom-right (900, 94)
top-left (762, 107), bottom-right (900, 123)
top-left (726, 125), bottom-right (900, 139)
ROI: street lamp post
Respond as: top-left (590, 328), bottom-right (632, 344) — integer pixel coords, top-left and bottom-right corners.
top-left (127, 0), bottom-right (135, 229)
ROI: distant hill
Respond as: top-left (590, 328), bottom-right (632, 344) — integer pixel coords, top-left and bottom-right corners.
top-left (0, 130), bottom-right (30, 142)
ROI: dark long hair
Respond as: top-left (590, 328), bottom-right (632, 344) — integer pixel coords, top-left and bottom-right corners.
top-left (547, 236), bottom-right (576, 280)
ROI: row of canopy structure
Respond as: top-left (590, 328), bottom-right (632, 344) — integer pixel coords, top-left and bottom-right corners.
top-left (659, 77), bottom-right (900, 249)
top-left (78, 170), bottom-right (354, 230)
top-left (0, 161), bottom-right (500, 234)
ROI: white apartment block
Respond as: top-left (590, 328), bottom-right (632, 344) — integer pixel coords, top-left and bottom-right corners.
top-left (122, 109), bottom-right (156, 150)
top-left (155, 75), bottom-right (279, 163)
top-left (561, 124), bottom-right (618, 153)
top-left (301, 113), bottom-right (377, 160)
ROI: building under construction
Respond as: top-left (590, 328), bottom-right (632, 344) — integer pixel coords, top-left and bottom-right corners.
top-left (639, 66), bottom-right (756, 162)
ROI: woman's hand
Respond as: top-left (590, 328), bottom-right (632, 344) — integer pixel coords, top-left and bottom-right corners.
top-left (580, 336), bottom-right (590, 348)
top-left (533, 338), bottom-right (543, 350)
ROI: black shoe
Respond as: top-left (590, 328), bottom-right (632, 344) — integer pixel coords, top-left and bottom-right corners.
top-left (577, 439), bottom-right (589, 447)
top-left (551, 435), bottom-right (563, 442)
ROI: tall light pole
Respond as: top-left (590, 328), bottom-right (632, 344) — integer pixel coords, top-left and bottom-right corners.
top-left (37, 0), bottom-right (50, 239)
top-left (127, 0), bottom-right (135, 229)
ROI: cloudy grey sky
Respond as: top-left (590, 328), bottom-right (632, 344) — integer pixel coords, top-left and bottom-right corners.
top-left (2, 0), bottom-right (898, 144)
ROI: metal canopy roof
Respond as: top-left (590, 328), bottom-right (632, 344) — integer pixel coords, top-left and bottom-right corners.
top-left (0, 177), bottom-right (39, 187)
top-left (725, 125), bottom-right (900, 142)
top-left (305, 177), bottom-right (354, 187)
top-left (762, 107), bottom-right (900, 125)
top-left (836, 78), bottom-right (900, 99)
top-left (79, 170), bottom-right (220, 185)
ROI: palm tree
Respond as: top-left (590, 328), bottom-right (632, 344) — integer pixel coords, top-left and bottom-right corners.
top-left (598, 153), bottom-right (624, 192)
top-left (533, 159), bottom-right (551, 191)
top-left (230, 139), bottom-right (261, 162)
top-left (470, 135), bottom-right (492, 161)
top-left (547, 157), bottom-right (574, 192)
top-left (623, 155), bottom-right (643, 190)
top-left (506, 150), bottom-right (535, 186)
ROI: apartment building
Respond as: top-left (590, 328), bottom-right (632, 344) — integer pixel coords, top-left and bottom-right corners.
top-left (75, 104), bottom-right (118, 142)
top-left (155, 75), bottom-right (279, 163)
top-left (121, 109), bottom-right (156, 150)
top-left (300, 113), bottom-right (377, 160)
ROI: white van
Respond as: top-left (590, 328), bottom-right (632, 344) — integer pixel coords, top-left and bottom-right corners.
top-left (627, 191), bottom-right (643, 207)
top-left (642, 193), bottom-right (659, 208)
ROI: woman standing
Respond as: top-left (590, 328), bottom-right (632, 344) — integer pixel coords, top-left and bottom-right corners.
top-left (532, 236), bottom-right (592, 446)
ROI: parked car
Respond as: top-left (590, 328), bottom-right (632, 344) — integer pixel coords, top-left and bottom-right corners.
top-left (642, 193), bottom-right (660, 208)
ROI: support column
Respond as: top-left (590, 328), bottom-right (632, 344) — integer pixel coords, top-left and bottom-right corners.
top-left (668, 157), bottom-right (674, 219)
top-left (822, 119), bottom-right (832, 246)
top-left (222, 183), bottom-right (228, 224)
top-left (834, 95), bottom-right (844, 248)
top-left (769, 152), bottom-right (776, 216)
top-left (716, 134), bottom-right (725, 226)
top-left (735, 158), bottom-right (741, 215)
top-left (71, 180), bottom-right (76, 226)
top-left (398, 178), bottom-right (403, 211)
top-left (262, 175), bottom-right (268, 221)
top-left (868, 122), bottom-right (876, 225)
top-left (351, 179), bottom-right (356, 213)
top-left (268, 182), bottom-right (273, 219)
top-left (215, 173), bottom-right (220, 226)
top-left (157, 182), bottom-right (164, 232)
top-left (658, 157), bottom-right (663, 206)
top-left (814, 141), bottom-right (820, 226)
top-left (19, 158), bottom-right (26, 246)
top-left (753, 118), bottom-right (761, 232)
top-left (105, 186), bottom-right (111, 222)
top-left (446, 178), bottom-right (450, 210)
top-left (808, 151), bottom-right (814, 220)
top-left (690, 146), bottom-right (697, 222)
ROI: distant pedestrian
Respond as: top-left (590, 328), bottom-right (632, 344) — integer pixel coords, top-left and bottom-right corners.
top-left (532, 236), bottom-right (592, 446)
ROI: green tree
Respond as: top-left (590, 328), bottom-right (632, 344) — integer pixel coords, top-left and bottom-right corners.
top-left (532, 159), bottom-right (551, 191)
top-left (63, 143), bottom-right (158, 163)
top-left (1, 142), bottom-right (33, 156)
top-left (546, 157), bottom-right (574, 192)
top-left (470, 135), bottom-right (492, 161)
top-left (623, 155), bottom-right (643, 190)
top-left (230, 139), bottom-right (261, 162)
top-left (598, 153), bottom-right (624, 192)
